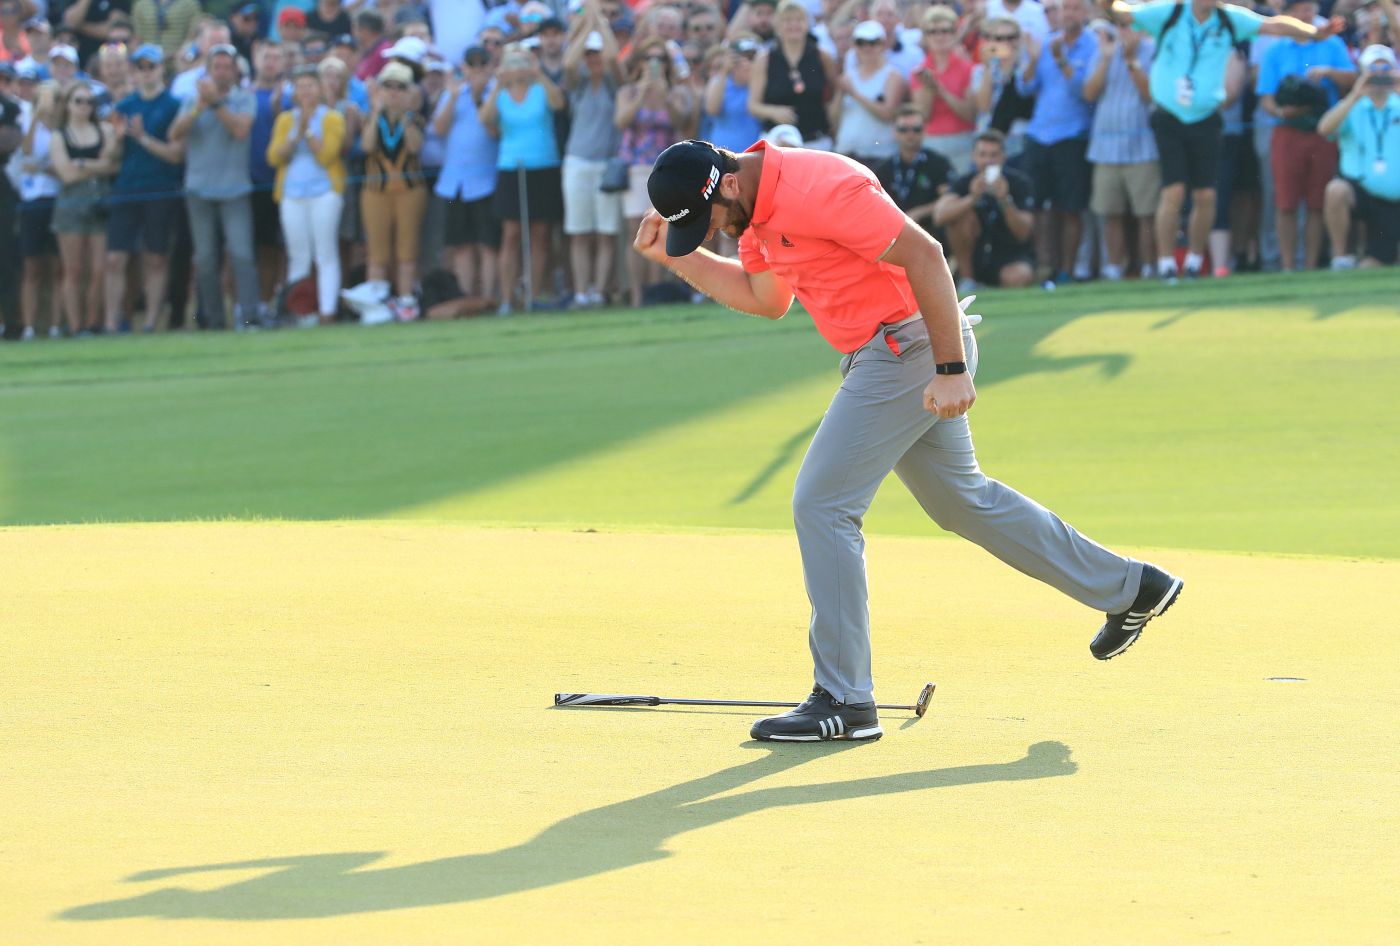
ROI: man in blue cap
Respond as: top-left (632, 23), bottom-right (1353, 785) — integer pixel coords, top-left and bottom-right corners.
top-left (228, 3), bottom-right (262, 64)
top-left (105, 42), bottom-right (185, 333)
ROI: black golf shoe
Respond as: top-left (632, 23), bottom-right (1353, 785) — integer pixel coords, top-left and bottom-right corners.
top-left (750, 687), bottom-right (883, 742)
top-left (1091, 564), bottom-right (1184, 660)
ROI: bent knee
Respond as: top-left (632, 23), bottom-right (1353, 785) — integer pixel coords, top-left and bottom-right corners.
top-left (999, 262), bottom-right (1034, 287)
top-left (1324, 178), bottom-right (1354, 206)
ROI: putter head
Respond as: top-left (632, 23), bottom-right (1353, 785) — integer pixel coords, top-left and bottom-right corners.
top-left (914, 682), bottom-right (936, 718)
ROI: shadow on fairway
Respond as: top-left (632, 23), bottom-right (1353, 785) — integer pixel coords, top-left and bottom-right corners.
top-left (59, 741), bottom-right (1075, 922)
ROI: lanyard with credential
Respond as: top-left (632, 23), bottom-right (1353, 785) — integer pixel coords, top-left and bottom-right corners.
top-left (1367, 105), bottom-right (1391, 163)
top-left (1185, 16), bottom-right (1210, 78)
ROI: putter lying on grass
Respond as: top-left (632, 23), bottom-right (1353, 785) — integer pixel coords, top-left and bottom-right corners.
top-left (555, 683), bottom-right (936, 718)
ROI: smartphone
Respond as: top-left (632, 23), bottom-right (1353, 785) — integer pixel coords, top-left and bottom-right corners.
top-left (984, 164), bottom-right (1001, 185)
top-left (1366, 73), bottom-right (1396, 87)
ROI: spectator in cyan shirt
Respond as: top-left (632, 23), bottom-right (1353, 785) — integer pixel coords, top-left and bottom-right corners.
top-left (1256, 0), bottom-right (1355, 271)
top-left (1084, 17), bottom-right (1158, 281)
top-left (1103, 0), bottom-right (1343, 280)
top-left (1320, 44), bottom-right (1400, 269)
top-left (482, 44), bottom-right (564, 313)
top-left (1017, 0), bottom-right (1095, 285)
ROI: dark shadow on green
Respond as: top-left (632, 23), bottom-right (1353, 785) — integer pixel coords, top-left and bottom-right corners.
top-left (728, 417), bottom-right (822, 505)
top-left (58, 741), bottom-right (1074, 922)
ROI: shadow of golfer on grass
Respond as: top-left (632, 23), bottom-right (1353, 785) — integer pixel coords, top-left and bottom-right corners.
top-left (59, 740), bottom-right (1074, 922)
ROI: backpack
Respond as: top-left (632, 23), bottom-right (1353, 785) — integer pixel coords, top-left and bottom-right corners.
top-left (1159, 1), bottom-right (1239, 49)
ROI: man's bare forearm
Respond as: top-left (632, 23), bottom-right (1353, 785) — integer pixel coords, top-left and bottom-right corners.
top-left (667, 249), bottom-right (789, 318)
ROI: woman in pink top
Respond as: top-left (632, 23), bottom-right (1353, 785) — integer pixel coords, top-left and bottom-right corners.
top-left (911, 5), bottom-right (977, 175)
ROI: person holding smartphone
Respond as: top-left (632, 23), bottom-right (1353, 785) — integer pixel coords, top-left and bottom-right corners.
top-left (933, 128), bottom-right (1036, 289)
top-left (1319, 44), bottom-right (1400, 269)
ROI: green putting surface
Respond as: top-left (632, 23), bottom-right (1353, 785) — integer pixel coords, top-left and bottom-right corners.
top-left (4, 524), bottom-right (1398, 945)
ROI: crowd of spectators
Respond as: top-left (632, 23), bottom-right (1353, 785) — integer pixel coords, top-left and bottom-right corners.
top-left (0, 0), bottom-right (1395, 338)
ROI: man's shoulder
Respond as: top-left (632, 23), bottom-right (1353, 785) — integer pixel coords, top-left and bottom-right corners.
top-left (918, 148), bottom-right (952, 173)
top-left (777, 147), bottom-right (879, 189)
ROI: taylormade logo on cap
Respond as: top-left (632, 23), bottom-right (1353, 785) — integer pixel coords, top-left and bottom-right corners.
top-left (648, 140), bottom-right (728, 257)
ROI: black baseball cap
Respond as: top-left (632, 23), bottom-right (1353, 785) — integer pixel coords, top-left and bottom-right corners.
top-left (648, 140), bottom-right (725, 257)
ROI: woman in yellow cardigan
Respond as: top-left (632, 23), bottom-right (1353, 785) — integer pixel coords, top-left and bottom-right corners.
top-left (267, 67), bottom-right (347, 325)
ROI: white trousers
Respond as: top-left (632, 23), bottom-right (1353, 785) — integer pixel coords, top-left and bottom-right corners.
top-left (280, 190), bottom-right (344, 316)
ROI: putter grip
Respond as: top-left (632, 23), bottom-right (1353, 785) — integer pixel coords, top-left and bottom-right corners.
top-left (554, 693), bottom-right (662, 707)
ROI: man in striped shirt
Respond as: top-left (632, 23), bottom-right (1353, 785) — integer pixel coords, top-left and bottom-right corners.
top-left (1083, 18), bottom-right (1158, 280)
top-left (130, 0), bottom-right (200, 64)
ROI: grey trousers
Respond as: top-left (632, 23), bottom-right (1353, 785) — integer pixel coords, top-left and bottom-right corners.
top-left (793, 316), bottom-right (1142, 704)
top-left (187, 194), bottom-right (260, 330)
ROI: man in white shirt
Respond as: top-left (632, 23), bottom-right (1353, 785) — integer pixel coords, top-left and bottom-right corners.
top-left (428, 0), bottom-right (484, 66)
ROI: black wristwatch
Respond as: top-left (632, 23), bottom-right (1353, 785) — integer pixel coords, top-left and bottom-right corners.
top-left (935, 361), bottom-right (967, 375)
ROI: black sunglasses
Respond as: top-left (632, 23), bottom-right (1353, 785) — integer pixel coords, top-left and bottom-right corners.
top-left (896, 125), bottom-right (922, 133)
top-left (380, 80), bottom-right (408, 90)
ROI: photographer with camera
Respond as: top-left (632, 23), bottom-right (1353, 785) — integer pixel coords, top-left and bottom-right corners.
top-left (1101, 0), bottom-right (1344, 280)
top-left (1256, 0), bottom-right (1355, 271)
top-left (1319, 44), bottom-right (1400, 269)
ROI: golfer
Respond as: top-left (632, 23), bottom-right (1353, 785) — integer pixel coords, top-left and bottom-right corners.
top-left (635, 139), bottom-right (1184, 742)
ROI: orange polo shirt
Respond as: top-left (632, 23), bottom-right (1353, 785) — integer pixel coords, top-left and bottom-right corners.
top-left (737, 141), bottom-right (916, 354)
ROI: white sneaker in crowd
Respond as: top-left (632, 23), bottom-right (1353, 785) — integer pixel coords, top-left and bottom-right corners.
top-left (21, 325), bottom-right (35, 341)
top-left (1330, 255), bottom-right (1356, 270)
top-left (393, 296), bottom-right (420, 322)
